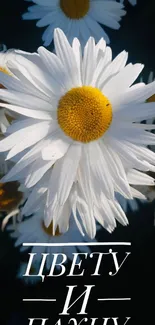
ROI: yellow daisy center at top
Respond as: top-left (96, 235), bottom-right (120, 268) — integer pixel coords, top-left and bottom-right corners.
top-left (60, 0), bottom-right (90, 19)
top-left (42, 221), bottom-right (61, 237)
top-left (57, 86), bottom-right (113, 143)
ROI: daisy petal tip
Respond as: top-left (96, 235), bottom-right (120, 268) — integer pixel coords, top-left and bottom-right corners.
top-left (38, 46), bottom-right (44, 52)
top-left (140, 64), bottom-right (144, 71)
top-left (22, 13), bottom-right (27, 20)
top-left (36, 21), bottom-right (42, 28)
top-left (90, 228), bottom-right (96, 240)
top-left (44, 217), bottom-right (51, 228)
top-left (54, 27), bottom-right (63, 38)
top-left (6, 151), bottom-right (14, 160)
top-left (5, 155), bottom-right (11, 161)
top-left (42, 40), bottom-right (50, 47)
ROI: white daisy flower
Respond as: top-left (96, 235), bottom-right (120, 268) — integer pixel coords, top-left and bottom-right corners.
top-left (7, 211), bottom-right (97, 270)
top-left (22, 0), bottom-right (126, 46)
top-left (120, 0), bottom-right (137, 6)
top-left (0, 29), bottom-right (155, 238)
top-left (17, 262), bottom-right (42, 285)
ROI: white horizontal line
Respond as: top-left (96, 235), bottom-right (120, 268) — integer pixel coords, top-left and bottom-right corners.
top-left (23, 242), bottom-right (131, 247)
top-left (23, 299), bottom-right (56, 302)
top-left (23, 298), bottom-right (131, 303)
top-left (98, 298), bottom-right (131, 301)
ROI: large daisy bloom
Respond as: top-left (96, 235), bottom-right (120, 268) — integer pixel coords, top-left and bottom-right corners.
top-left (1, 29), bottom-right (155, 238)
top-left (7, 211), bottom-right (96, 270)
top-left (120, 0), bottom-right (137, 6)
top-left (22, 0), bottom-right (126, 46)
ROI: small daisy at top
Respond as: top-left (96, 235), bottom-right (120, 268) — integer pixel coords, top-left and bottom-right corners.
top-left (120, 0), bottom-right (137, 6)
top-left (22, 0), bottom-right (126, 46)
top-left (1, 29), bottom-right (155, 238)
top-left (7, 210), bottom-right (96, 271)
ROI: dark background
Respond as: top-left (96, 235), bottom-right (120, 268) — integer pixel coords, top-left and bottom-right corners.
top-left (0, 0), bottom-right (155, 324)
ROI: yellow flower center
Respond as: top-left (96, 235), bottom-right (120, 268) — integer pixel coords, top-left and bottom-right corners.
top-left (0, 181), bottom-right (23, 212)
top-left (60, 0), bottom-right (90, 19)
top-left (42, 221), bottom-right (61, 237)
top-left (147, 94), bottom-right (155, 103)
top-left (57, 86), bottom-right (113, 143)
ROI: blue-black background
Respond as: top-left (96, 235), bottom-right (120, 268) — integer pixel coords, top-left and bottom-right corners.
top-left (0, 0), bottom-right (155, 324)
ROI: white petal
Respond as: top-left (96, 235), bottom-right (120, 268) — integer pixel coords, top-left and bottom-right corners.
top-left (0, 103), bottom-right (52, 120)
top-left (97, 50), bottom-right (128, 89)
top-left (108, 200), bottom-right (128, 226)
top-left (42, 133), bottom-right (72, 161)
top-left (36, 11), bottom-right (57, 27)
top-left (119, 81), bottom-right (155, 105)
top-left (103, 63), bottom-right (144, 104)
top-left (0, 120), bottom-right (43, 152)
top-left (82, 37), bottom-right (96, 85)
top-left (84, 15), bottom-right (110, 44)
top-left (0, 89), bottom-right (54, 112)
top-left (87, 142), bottom-right (114, 199)
top-left (6, 121), bottom-right (52, 159)
top-left (115, 102), bottom-right (155, 122)
top-left (38, 46), bottom-right (72, 91)
top-left (130, 186), bottom-right (146, 200)
top-left (45, 143), bottom-right (82, 226)
top-left (0, 71), bottom-right (49, 102)
top-left (76, 193), bottom-right (96, 239)
top-left (25, 160), bottom-right (53, 187)
top-left (127, 169), bottom-right (155, 186)
top-left (54, 28), bottom-right (80, 87)
top-left (100, 141), bottom-right (132, 199)
top-left (72, 38), bottom-right (82, 86)
top-left (7, 59), bottom-right (51, 98)
top-left (92, 46), bottom-right (112, 86)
